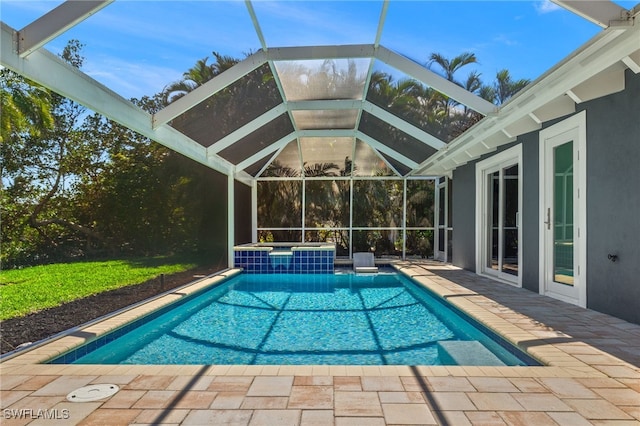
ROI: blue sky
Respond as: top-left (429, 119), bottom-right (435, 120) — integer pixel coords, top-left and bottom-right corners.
top-left (1, 1), bottom-right (632, 100)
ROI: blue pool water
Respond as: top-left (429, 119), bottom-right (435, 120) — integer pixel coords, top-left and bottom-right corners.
top-left (50, 273), bottom-right (535, 366)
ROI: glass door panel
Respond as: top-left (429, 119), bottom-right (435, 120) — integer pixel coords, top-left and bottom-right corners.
top-left (502, 165), bottom-right (519, 276)
top-left (478, 151), bottom-right (520, 285)
top-left (487, 171), bottom-right (499, 271)
top-left (553, 141), bottom-right (574, 285)
top-left (540, 112), bottom-right (585, 307)
top-left (435, 180), bottom-right (448, 261)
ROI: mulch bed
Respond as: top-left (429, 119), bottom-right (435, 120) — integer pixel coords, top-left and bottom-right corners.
top-left (0, 265), bottom-right (221, 355)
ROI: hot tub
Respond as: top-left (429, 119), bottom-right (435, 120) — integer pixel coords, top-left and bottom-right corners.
top-left (233, 243), bottom-right (335, 274)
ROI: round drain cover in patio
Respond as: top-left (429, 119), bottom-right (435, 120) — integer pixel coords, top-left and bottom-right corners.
top-left (66, 384), bottom-right (119, 402)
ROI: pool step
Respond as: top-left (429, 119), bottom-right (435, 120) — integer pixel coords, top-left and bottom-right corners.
top-left (437, 341), bottom-right (506, 366)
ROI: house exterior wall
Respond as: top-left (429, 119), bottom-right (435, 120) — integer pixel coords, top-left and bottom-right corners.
top-left (519, 132), bottom-right (540, 293)
top-left (451, 69), bottom-right (640, 324)
top-left (451, 163), bottom-right (476, 270)
top-left (582, 69), bottom-right (640, 324)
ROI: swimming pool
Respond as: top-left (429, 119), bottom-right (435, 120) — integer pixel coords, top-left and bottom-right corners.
top-left (49, 272), bottom-right (536, 366)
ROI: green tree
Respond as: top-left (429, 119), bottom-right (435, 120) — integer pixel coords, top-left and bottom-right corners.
top-left (0, 71), bottom-right (53, 145)
top-left (367, 72), bottom-right (424, 118)
top-left (162, 52), bottom-right (239, 104)
top-left (0, 69), bottom-right (55, 265)
top-left (426, 52), bottom-right (482, 139)
top-left (75, 91), bottom-right (229, 258)
top-left (480, 69), bottom-right (530, 105)
top-left (164, 52), bottom-right (281, 148)
top-left (1, 40), bottom-right (110, 265)
top-left (428, 52), bottom-right (477, 110)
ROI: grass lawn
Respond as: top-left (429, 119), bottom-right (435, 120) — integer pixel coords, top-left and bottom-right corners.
top-left (0, 256), bottom-right (199, 320)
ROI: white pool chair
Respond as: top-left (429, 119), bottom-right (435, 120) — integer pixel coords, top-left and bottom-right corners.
top-left (353, 252), bottom-right (379, 273)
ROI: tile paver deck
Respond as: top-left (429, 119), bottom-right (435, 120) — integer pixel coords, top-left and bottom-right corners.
top-left (1, 261), bottom-right (639, 425)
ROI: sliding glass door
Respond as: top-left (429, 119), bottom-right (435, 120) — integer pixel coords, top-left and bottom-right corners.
top-left (476, 146), bottom-right (522, 286)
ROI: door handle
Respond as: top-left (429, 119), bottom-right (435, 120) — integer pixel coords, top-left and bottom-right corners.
top-left (544, 207), bottom-right (551, 230)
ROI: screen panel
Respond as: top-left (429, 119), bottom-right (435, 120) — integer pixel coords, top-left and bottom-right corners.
top-left (352, 180), bottom-right (403, 227)
top-left (218, 114), bottom-right (294, 164)
top-left (263, 140), bottom-right (302, 177)
top-left (292, 110), bottom-right (358, 130)
top-left (257, 180), bottom-right (302, 228)
top-left (406, 180), bottom-right (435, 227)
top-left (353, 139), bottom-right (396, 177)
top-left (359, 112), bottom-right (437, 164)
top-left (274, 59), bottom-right (369, 101)
top-left (170, 63), bottom-right (281, 147)
top-left (305, 180), bottom-right (350, 228)
top-left (300, 137), bottom-right (354, 177)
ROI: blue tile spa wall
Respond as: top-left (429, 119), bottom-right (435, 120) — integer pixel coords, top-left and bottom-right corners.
top-left (234, 247), bottom-right (335, 274)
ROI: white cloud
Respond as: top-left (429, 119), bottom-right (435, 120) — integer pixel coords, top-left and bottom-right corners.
top-left (252, 1), bottom-right (380, 46)
top-left (534, 0), bottom-right (562, 14)
top-left (493, 34), bottom-right (519, 47)
top-left (84, 57), bottom-right (183, 100)
top-left (86, 2), bottom-right (261, 58)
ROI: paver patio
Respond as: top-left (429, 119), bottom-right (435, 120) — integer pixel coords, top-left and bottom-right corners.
top-left (1, 261), bottom-right (639, 425)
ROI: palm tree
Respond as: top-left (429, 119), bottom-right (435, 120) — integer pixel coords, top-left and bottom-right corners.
top-left (162, 52), bottom-right (239, 104)
top-left (493, 69), bottom-right (530, 105)
top-left (478, 85), bottom-right (497, 104)
top-left (0, 69), bottom-right (55, 197)
top-left (462, 70), bottom-right (483, 97)
top-left (262, 160), bottom-right (300, 178)
top-left (479, 69), bottom-right (530, 105)
top-left (427, 52), bottom-right (479, 118)
top-left (367, 71), bottom-right (427, 130)
top-left (0, 70), bottom-right (53, 144)
top-left (368, 72), bottom-right (422, 107)
top-left (163, 52), bottom-right (281, 146)
top-left (303, 162), bottom-right (340, 177)
top-left (428, 52), bottom-right (478, 86)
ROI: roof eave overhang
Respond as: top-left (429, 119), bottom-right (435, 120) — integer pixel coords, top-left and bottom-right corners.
top-left (413, 22), bottom-right (640, 177)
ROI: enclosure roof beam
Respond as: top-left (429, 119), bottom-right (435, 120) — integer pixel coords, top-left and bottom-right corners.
top-left (374, 1), bottom-right (390, 48)
top-left (375, 46), bottom-right (497, 116)
top-left (207, 103), bottom-right (289, 155)
top-left (265, 44), bottom-right (376, 61)
top-left (17, 0), bottom-right (113, 57)
top-left (287, 99), bottom-right (446, 151)
top-left (363, 101), bottom-right (447, 150)
top-left (0, 22), bottom-right (233, 176)
top-left (356, 131), bottom-right (419, 170)
top-left (235, 132), bottom-right (296, 173)
top-left (412, 24), bottom-right (640, 176)
top-left (245, 0), bottom-right (268, 51)
top-left (298, 129), bottom-right (356, 138)
top-left (552, 0), bottom-right (634, 28)
top-left (256, 146), bottom-right (285, 178)
top-left (288, 100), bottom-right (363, 110)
